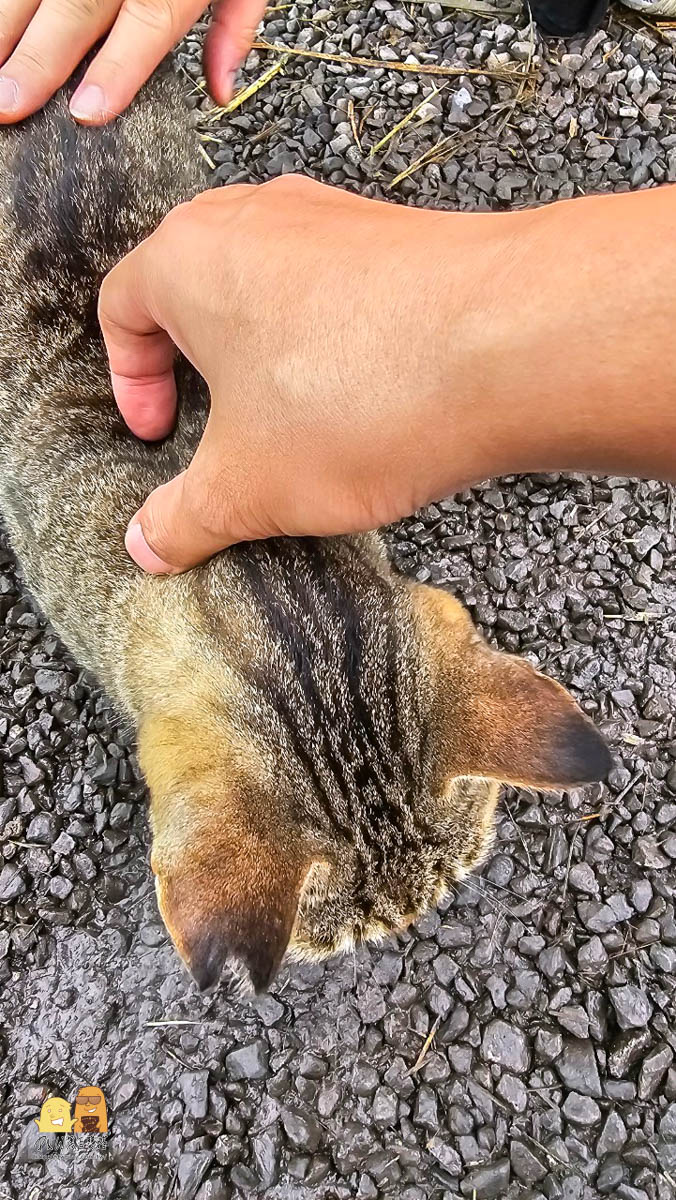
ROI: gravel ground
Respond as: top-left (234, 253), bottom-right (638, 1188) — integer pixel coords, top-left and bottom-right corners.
top-left (2, 4), bottom-right (676, 1199)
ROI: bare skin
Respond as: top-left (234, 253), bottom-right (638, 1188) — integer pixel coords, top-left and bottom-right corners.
top-left (0, 0), bottom-right (264, 121)
top-left (96, 176), bottom-right (676, 574)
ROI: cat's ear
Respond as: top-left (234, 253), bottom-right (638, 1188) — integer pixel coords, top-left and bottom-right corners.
top-left (416, 586), bottom-right (611, 790)
top-left (139, 714), bottom-right (309, 992)
top-left (152, 822), bottom-right (308, 992)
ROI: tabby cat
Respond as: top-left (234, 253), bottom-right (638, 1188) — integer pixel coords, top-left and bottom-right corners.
top-left (0, 63), bottom-right (610, 991)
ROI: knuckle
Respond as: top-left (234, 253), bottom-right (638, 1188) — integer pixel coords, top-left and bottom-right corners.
top-left (55, 0), bottom-right (110, 20)
top-left (158, 198), bottom-right (192, 235)
top-left (275, 172), bottom-right (303, 188)
top-left (121, 0), bottom-right (179, 33)
top-left (141, 501), bottom-right (172, 559)
top-left (8, 46), bottom-right (51, 78)
top-left (257, 174), bottom-right (316, 208)
top-left (264, 173), bottom-right (311, 194)
top-left (190, 188), bottom-right (223, 210)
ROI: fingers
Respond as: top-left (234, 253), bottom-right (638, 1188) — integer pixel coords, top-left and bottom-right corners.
top-left (0, 0), bottom-right (117, 122)
top-left (69, 0), bottom-right (207, 123)
top-left (99, 244), bottom-right (178, 441)
top-left (0, 0), bottom-right (266, 124)
top-left (99, 184), bottom-right (271, 571)
top-left (0, 0), bottom-right (209, 125)
top-left (204, 0), bottom-right (268, 104)
top-left (102, 251), bottom-right (237, 573)
top-left (0, 0), bottom-right (41, 63)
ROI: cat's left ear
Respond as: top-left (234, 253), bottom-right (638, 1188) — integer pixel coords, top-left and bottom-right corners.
top-left (415, 584), bottom-right (611, 790)
top-left (152, 823), bottom-right (309, 992)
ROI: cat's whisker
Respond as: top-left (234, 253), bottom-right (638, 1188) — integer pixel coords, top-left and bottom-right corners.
top-left (476, 871), bottom-right (545, 903)
top-left (452, 874), bottom-right (522, 924)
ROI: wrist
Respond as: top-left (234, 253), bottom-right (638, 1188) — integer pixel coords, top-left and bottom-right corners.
top-left (429, 186), bottom-right (676, 491)
top-left (405, 203), bottom-right (544, 498)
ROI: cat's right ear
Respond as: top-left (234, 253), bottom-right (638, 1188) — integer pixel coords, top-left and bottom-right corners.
top-left (152, 823), bottom-right (309, 993)
top-left (140, 712), bottom-right (310, 991)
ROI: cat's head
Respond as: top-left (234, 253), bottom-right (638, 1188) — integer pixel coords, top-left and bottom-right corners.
top-left (141, 561), bottom-right (610, 993)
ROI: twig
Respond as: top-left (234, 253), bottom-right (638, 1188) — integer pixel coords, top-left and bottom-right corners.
top-left (407, 1016), bottom-right (441, 1075)
top-left (164, 1162), bottom-right (180, 1200)
top-left (370, 85), bottom-right (445, 157)
top-left (207, 54), bottom-right (290, 118)
top-left (614, 766), bottom-right (644, 805)
top-left (504, 798), bottom-right (535, 876)
top-left (603, 611), bottom-right (662, 624)
top-left (456, 874), bottom-right (523, 923)
top-left (607, 939), bottom-right (661, 963)
top-left (347, 98), bottom-right (362, 150)
top-left (145, 1019), bottom-right (204, 1028)
top-left (387, 95), bottom-right (523, 188)
top-left (197, 143), bottom-right (216, 170)
top-left (468, 1079), bottom-right (511, 1113)
top-left (523, 1131), bottom-right (582, 1175)
top-left (253, 38), bottom-right (533, 83)
top-left (359, 102), bottom-right (376, 138)
top-left (561, 823), bottom-right (579, 906)
top-left (552, 812), bottom-right (601, 826)
top-left (163, 1046), bottom-right (199, 1071)
top-left (406, 0), bottom-right (520, 9)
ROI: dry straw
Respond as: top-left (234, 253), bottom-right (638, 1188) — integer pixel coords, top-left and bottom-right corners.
top-left (252, 36), bottom-right (533, 82)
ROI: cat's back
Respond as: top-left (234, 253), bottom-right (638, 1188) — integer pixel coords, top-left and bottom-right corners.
top-left (0, 61), bottom-right (204, 365)
top-left (0, 64), bottom-right (210, 665)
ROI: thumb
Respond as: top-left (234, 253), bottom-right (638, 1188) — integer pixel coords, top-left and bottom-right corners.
top-left (125, 468), bottom-right (234, 575)
top-left (204, 0), bottom-right (269, 103)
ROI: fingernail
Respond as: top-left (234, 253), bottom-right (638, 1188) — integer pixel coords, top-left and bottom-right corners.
top-left (69, 83), bottom-right (107, 122)
top-left (0, 77), bottom-right (19, 113)
top-left (125, 520), bottom-right (175, 575)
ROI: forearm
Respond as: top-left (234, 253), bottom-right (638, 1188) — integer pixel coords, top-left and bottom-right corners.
top-left (439, 186), bottom-right (676, 490)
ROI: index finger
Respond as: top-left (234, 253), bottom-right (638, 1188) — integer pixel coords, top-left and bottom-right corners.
top-left (0, 0), bottom-right (118, 122)
top-left (98, 239), bottom-right (178, 441)
top-left (70, 0), bottom-right (207, 124)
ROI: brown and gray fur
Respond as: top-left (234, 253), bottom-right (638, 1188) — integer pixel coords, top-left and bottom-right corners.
top-left (0, 63), bottom-right (610, 992)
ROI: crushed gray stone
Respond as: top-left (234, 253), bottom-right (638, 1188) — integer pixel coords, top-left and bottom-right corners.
top-left (1, 5), bottom-right (676, 1198)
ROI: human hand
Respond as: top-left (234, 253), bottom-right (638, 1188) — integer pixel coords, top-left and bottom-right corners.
top-left (99, 176), bottom-right (511, 573)
top-left (100, 177), bottom-right (676, 575)
top-left (0, 0), bottom-right (266, 123)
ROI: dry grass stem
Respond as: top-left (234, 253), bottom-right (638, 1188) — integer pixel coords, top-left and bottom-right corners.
top-left (347, 98), bottom-right (362, 149)
top-left (407, 1016), bottom-right (441, 1075)
top-left (406, 0), bottom-right (519, 9)
top-left (253, 37), bottom-right (533, 83)
top-left (209, 54), bottom-right (290, 118)
top-left (197, 143), bottom-right (217, 169)
top-left (370, 85), bottom-right (445, 156)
